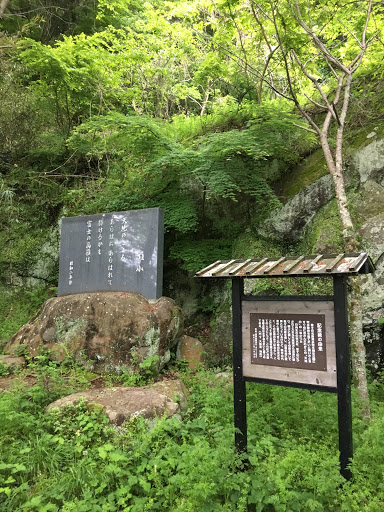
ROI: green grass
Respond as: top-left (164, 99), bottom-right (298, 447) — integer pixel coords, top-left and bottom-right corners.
top-left (0, 286), bottom-right (53, 349)
top-left (1, 361), bottom-right (384, 511)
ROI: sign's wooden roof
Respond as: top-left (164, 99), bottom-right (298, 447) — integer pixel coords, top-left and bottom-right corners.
top-left (196, 253), bottom-right (375, 279)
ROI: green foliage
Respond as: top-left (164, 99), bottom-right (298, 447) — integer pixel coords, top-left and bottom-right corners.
top-left (105, 354), bottom-right (160, 387)
top-left (0, 287), bottom-right (52, 343)
top-left (1, 363), bottom-right (384, 511)
top-left (47, 400), bottom-right (109, 447)
top-left (0, 362), bottom-right (10, 377)
top-left (170, 239), bottom-right (232, 273)
top-left (0, 0), bottom-right (101, 43)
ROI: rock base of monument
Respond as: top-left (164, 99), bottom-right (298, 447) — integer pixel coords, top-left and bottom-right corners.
top-left (7, 292), bottom-right (184, 373)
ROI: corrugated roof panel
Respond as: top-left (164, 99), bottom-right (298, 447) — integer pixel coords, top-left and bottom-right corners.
top-left (195, 252), bottom-right (375, 278)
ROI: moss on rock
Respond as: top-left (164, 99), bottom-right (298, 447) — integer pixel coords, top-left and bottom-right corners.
top-left (303, 199), bottom-right (345, 254)
top-left (275, 149), bottom-right (328, 202)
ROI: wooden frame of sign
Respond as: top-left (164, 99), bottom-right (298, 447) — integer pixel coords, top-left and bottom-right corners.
top-left (232, 278), bottom-right (351, 479)
top-left (196, 253), bottom-right (375, 482)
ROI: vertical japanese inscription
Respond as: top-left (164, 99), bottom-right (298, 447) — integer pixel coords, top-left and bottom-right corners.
top-left (97, 219), bottom-right (103, 255)
top-left (107, 216), bottom-right (115, 286)
top-left (85, 220), bottom-right (92, 263)
top-left (58, 208), bottom-right (164, 299)
top-left (250, 313), bottom-right (327, 371)
top-left (68, 260), bottom-right (74, 287)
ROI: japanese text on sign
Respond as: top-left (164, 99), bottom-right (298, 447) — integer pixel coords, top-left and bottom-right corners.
top-left (250, 313), bottom-right (327, 371)
top-left (58, 208), bottom-right (164, 299)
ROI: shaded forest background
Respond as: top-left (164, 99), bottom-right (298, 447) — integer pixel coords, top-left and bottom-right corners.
top-left (3, 3), bottom-right (384, 512)
top-left (1, 0), bottom-right (384, 349)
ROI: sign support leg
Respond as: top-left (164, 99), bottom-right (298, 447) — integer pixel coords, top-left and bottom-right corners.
top-left (232, 277), bottom-right (247, 454)
top-left (333, 276), bottom-right (353, 481)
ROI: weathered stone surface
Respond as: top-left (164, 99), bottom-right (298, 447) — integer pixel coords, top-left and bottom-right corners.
top-left (259, 175), bottom-right (334, 241)
top-left (360, 213), bottom-right (384, 370)
top-left (151, 378), bottom-right (189, 411)
top-left (176, 335), bottom-right (205, 369)
top-left (353, 138), bottom-right (384, 185)
top-left (209, 310), bottom-right (232, 365)
top-left (355, 180), bottom-right (384, 221)
top-left (46, 380), bottom-right (186, 425)
top-left (360, 212), bottom-right (384, 263)
top-left (6, 292), bottom-right (183, 372)
top-left (0, 355), bottom-right (25, 372)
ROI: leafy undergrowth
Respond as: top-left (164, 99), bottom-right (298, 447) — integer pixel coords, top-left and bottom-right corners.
top-left (1, 362), bottom-right (384, 511)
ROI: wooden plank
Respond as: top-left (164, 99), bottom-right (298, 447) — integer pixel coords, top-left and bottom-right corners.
top-left (241, 300), bottom-right (337, 388)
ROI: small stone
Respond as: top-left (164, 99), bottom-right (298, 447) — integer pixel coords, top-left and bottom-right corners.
top-left (176, 335), bottom-right (206, 370)
top-left (0, 355), bottom-right (25, 373)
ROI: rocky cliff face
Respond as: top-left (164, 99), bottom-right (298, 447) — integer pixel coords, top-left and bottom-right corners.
top-left (3, 133), bottom-right (383, 372)
top-left (261, 133), bottom-right (384, 371)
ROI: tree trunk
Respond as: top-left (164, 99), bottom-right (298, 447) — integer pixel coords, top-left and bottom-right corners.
top-left (319, 135), bottom-right (371, 421)
top-left (0, 0), bottom-right (10, 18)
top-left (200, 80), bottom-right (211, 116)
top-left (348, 276), bottom-right (371, 421)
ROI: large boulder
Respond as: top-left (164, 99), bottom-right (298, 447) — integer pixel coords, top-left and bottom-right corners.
top-left (6, 292), bottom-right (183, 372)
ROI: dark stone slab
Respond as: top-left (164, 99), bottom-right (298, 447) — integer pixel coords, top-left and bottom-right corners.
top-left (58, 208), bottom-right (164, 299)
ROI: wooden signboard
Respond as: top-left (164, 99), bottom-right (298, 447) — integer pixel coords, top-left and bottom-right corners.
top-left (196, 253), bottom-right (375, 481)
top-left (242, 300), bottom-right (337, 388)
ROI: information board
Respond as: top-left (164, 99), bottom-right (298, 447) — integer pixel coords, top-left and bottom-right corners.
top-left (242, 300), bottom-right (337, 388)
top-left (250, 313), bottom-right (327, 371)
top-left (58, 208), bottom-right (164, 299)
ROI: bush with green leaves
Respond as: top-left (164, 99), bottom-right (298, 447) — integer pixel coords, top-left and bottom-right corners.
top-left (1, 364), bottom-right (384, 511)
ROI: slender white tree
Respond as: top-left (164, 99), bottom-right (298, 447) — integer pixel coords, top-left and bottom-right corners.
top-left (252, 0), bottom-right (375, 419)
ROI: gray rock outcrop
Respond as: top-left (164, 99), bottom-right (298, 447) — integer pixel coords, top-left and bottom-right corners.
top-left (360, 213), bottom-right (384, 369)
top-left (353, 137), bottom-right (384, 185)
top-left (259, 175), bottom-right (334, 241)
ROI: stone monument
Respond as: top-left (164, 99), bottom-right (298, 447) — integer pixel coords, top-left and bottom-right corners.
top-left (58, 208), bottom-right (164, 300)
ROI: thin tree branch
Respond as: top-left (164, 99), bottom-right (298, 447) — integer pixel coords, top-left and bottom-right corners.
top-left (269, 0), bottom-right (321, 135)
top-left (331, 101), bottom-right (341, 126)
top-left (291, 0), bottom-right (350, 74)
top-left (292, 122), bottom-right (317, 134)
top-left (291, 49), bottom-right (338, 121)
top-left (227, 1), bottom-right (249, 73)
top-left (195, 29), bottom-right (294, 102)
top-left (1, 5), bottom-right (68, 18)
top-left (303, 93), bottom-right (327, 111)
top-left (324, 55), bottom-right (339, 79)
top-left (361, 0), bottom-right (373, 48)
top-left (250, 3), bottom-right (273, 52)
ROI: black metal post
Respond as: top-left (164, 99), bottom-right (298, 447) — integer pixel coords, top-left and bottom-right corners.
top-left (333, 275), bottom-right (353, 481)
top-left (232, 277), bottom-right (247, 453)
